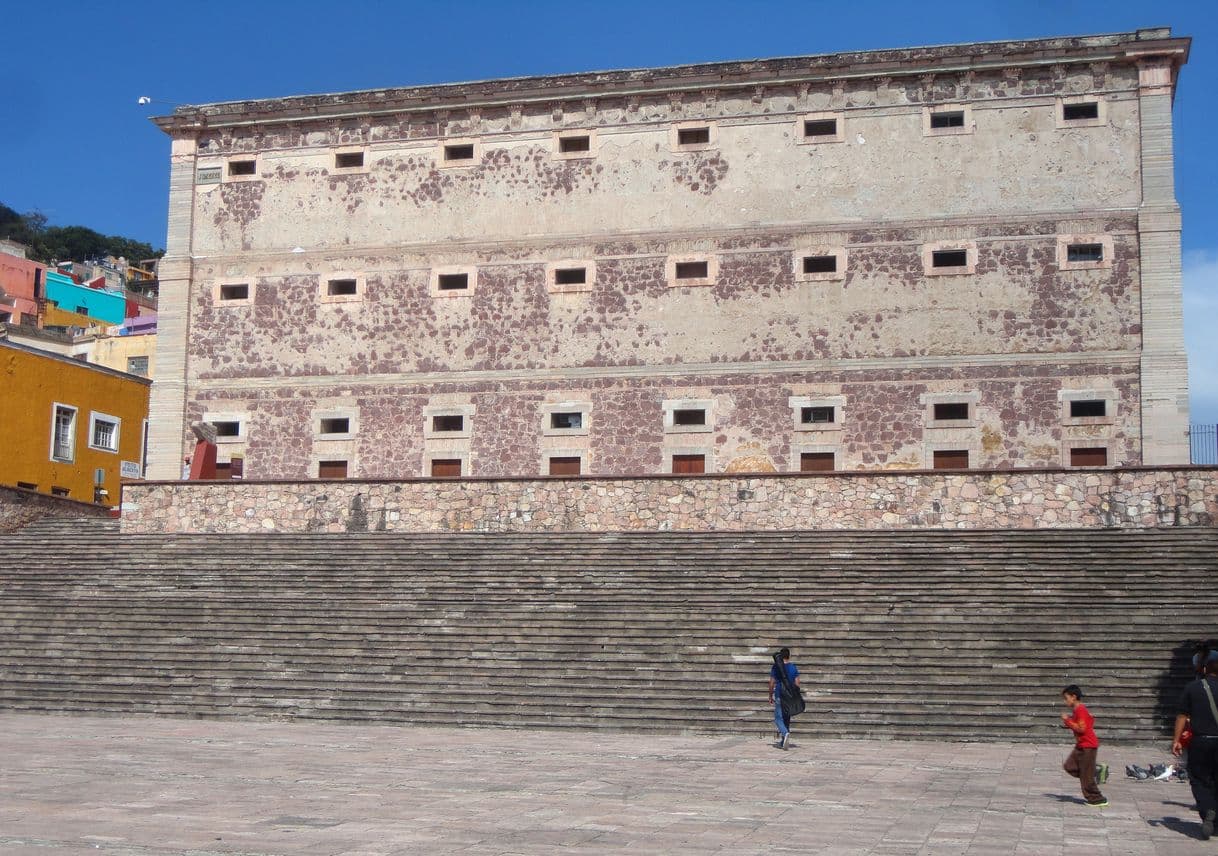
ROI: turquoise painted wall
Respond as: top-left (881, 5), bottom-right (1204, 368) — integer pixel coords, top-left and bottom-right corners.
top-left (44, 271), bottom-right (126, 324)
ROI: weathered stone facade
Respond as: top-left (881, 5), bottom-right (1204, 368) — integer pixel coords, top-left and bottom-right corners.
top-left (148, 30), bottom-right (1191, 481)
top-left (121, 467), bottom-right (1218, 534)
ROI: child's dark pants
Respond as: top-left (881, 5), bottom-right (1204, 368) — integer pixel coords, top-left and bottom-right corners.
top-left (1063, 747), bottom-right (1104, 803)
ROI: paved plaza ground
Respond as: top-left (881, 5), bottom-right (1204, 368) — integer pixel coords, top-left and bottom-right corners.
top-left (0, 713), bottom-right (1212, 855)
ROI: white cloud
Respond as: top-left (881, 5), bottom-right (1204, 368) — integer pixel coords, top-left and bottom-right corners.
top-left (1183, 250), bottom-right (1218, 425)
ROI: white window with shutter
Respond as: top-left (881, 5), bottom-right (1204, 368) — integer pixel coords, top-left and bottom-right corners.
top-left (88, 411), bottom-right (121, 453)
top-left (50, 403), bottom-right (77, 462)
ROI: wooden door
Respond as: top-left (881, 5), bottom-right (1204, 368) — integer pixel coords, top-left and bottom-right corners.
top-left (799, 452), bottom-right (835, 472)
top-left (430, 458), bottom-right (462, 477)
top-left (548, 457), bottom-right (581, 476)
top-left (671, 454), bottom-right (705, 474)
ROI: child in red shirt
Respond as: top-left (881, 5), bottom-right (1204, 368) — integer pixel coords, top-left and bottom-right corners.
top-left (1061, 684), bottom-right (1107, 807)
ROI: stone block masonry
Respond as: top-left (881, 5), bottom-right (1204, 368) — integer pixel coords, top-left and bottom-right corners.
top-left (0, 485), bottom-right (112, 533)
top-left (120, 467), bottom-right (1217, 534)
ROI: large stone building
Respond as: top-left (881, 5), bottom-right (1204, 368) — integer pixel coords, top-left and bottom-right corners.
top-left (147, 29), bottom-right (1190, 481)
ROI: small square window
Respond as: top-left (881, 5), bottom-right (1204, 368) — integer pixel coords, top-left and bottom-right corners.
top-left (335, 151), bottom-right (364, 169)
top-left (554, 267), bottom-right (586, 286)
top-left (933, 402), bottom-right (970, 421)
top-left (677, 127), bottom-right (711, 146)
top-left (1069, 400), bottom-right (1107, 418)
top-left (228, 160), bottom-right (257, 176)
top-left (675, 261), bottom-right (709, 280)
top-left (1062, 102), bottom-right (1100, 122)
top-left (437, 273), bottom-right (469, 291)
top-left (558, 135), bottom-right (591, 153)
top-left (548, 456), bottom-right (582, 476)
top-left (932, 250), bottom-right (969, 268)
top-left (89, 413), bottom-right (120, 452)
top-left (1066, 243), bottom-right (1104, 263)
top-left (802, 255), bottom-right (837, 275)
top-left (219, 283), bottom-right (250, 301)
top-left (932, 450), bottom-right (969, 470)
top-left (431, 458), bottom-right (462, 477)
top-left (327, 279), bottom-right (358, 297)
top-left (320, 417), bottom-right (351, 435)
top-left (1070, 447), bottom-right (1108, 467)
top-left (126, 356), bottom-right (149, 377)
top-left (800, 452), bottom-right (835, 472)
top-left (803, 119), bottom-right (838, 138)
top-left (550, 412), bottom-right (583, 430)
top-left (930, 111), bottom-right (965, 129)
top-left (671, 454), bottom-right (705, 474)
top-left (318, 460), bottom-right (348, 479)
top-left (444, 143), bottom-right (475, 162)
top-left (801, 406), bottom-right (835, 425)
top-left (672, 408), bottom-right (706, 427)
top-left (432, 414), bottom-right (465, 432)
top-left (212, 421), bottom-right (242, 437)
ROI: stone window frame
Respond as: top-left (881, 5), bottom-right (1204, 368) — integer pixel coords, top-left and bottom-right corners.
top-left (546, 260), bottom-right (596, 295)
top-left (921, 391), bottom-right (980, 429)
top-left (212, 278), bottom-right (256, 307)
top-left (540, 401), bottom-right (591, 437)
top-left (430, 265), bottom-right (479, 298)
top-left (794, 111), bottom-right (845, 145)
top-left (194, 163), bottom-right (223, 185)
top-left (332, 145), bottom-right (370, 175)
top-left (924, 442), bottom-right (977, 470)
top-left (1058, 389), bottom-right (1117, 427)
top-left (662, 398), bottom-right (715, 435)
top-left (670, 120), bottom-right (718, 153)
top-left (1061, 438), bottom-right (1116, 469)
top-left (665, 254), bottom-right (718, 289)
top-left (663, 445), bottom-right (714, 475)
top-left (223, 154), bottom-right (261, 183)
top-left (49, 402), bottom-right (78, 463)
top-left (312, 454), bottom-right (356, 479)
top-left (553, 129), bottom-right (598, 161)
top-left (922, 104), bottom-right (974, 137)
top-left (541, 449), bottom-right (590, 476)
top-left (423, 403), bottom-right (476, 440)
top-left (437, 137), bottom-right (481, 169)
top-left (1055, 95), bottom-right (1108, 129)
top-left (202, 410), bottom-right (250, 444)
top-left (313, 407), bottom-right (360, 441)
top-left (792, 246), bottom-right (848, 283)
top-left (921, 240), bottom-right (978, 277)
top-left (87, 410), bottom-right (121, 454)
top-left (319, 272), bottom-right (366, 305)
top-left (789, 395), bottom-right (846, 433)
top-left (1056, 234), bottom-right (1115, 272)
top-left (423, 450), bottom-right (470, 477)
top-left (791, 443), bottom-right (840, 472)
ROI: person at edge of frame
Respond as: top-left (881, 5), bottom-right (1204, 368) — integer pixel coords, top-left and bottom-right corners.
top-left (1174, 647), bottom-right (1218, 840)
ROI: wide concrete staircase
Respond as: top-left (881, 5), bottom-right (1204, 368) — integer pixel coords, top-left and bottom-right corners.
top-left (1, 517), bottom-right (1214, 742)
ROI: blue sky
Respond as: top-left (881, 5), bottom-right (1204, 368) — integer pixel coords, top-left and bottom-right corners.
top-left (1, 0), bottom-right (1214, 422)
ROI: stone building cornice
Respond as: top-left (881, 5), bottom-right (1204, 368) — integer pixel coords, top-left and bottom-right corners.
top-left (152, 29), bottom-right (1189, 134)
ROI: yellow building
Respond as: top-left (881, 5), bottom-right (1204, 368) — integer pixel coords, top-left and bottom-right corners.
top-left (0, 338), bottom-right (151, 506)
top-left (90, 332), bottom-right (156, 379)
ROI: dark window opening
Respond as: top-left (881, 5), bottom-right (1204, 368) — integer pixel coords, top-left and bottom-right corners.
top-left (212, 421), bottom-right (241, 437)
top-left (75, 306), bottom-right (89, 315)
top-left (1070, 447), bottom-right (1108, 467)
top-left (219, 283), bottom-right (249, 301)
top-left (671, 454), bottom-right (705, 474)
top-left (930, 111), bottom-right (965, 129)
top-left (228, 160), bottom-right (257, 176)
top-left (1070, 399), bottom-right (1107, 418)
top-left (802, 255), bottom-right (837, 274)
top-left (320, 417), bottom-right (351, 435)
top-left (213, 462), bottom-right (233, 480)
top-left (548, 456), bottom-right (582, 476)
top-left (318, 460), bottom-right (348, 479)
top-left (1063, 102), bottom-right (1100, 122)
top-left (675, 261), bottom-right (709, 280)
top-left (800, 452), bottom-right (835, 472)
top-left (432, 414), bottom-right (465, 432)
top-left (672, 408), bottom-right (707, 426)
top-left (327, 279), bottom-right (358, 296)
top-left (932, 249), bottom-right (968, 268)
top-left (677, 127), bottom-right (711, 146)
top-left (51, 486), bottom-right (70, 497)
top-left (554, 267), bottom-right (587, 285)
top-left (437, 273), bottom-right (469, 291)
top-left (558, 135), bottom-right (591, 153)
top-left (335, 151), bottom-right (364, 169)
top-left (431, 458), bottom-right (462, 477)
top-left (803, 119), bottom-right (837, 137)
top-left (1067, 243), bottom-right (1104, 263)
top-left (16, 482), bottom-right (37, 491)
top-left (933, 402), bottom-right (970, 421)
top-left (801, 406), bottom-right (836, 424)
top-left (444, 144), bottom-right (475, 161)
top-left (550, 412), bottom-right (583, 430)
top-left (932, 450), bottom-right (969, 470)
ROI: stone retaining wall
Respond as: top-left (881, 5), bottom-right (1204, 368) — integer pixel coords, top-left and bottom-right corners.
top-left (120, 467), bottom-right (1218, 534)
top-left (0, 486), bottom-right (112, 533)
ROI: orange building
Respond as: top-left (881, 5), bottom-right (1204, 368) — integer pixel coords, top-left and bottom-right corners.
top-left (0, 338), bottom-right (150, 506)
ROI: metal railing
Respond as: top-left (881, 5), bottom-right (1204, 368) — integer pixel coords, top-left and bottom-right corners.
top-left (1191, 424), bottom-right (1218, 465)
